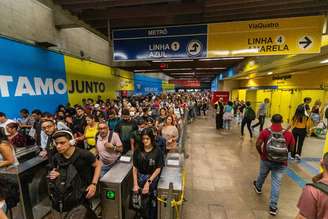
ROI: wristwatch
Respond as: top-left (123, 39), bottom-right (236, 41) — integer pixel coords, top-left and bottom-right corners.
top-left (91, 182), bottom-right (97, 186)
top-left (147, 179), bottom-right (152, 184)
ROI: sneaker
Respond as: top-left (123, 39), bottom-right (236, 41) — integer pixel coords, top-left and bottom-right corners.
top-left (295, 154), bottom-right (301, 160)
top-left (269, 207), bottom-right (278, 216)
top-left (253, 181), bottom-right (262, 194)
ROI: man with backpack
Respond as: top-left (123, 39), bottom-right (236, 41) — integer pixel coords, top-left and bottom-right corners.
top-left (48, 130), bottom-right (101, 218)
top-left (253, 114), bottom-right (295, 216)
top-left (96, 122), bottom-right (123, 177)
top-left (296, 152), bottom-right (328, 219)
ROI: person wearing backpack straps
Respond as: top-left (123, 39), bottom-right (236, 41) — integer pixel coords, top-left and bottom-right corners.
top-left (48, 130), bottom-right (101, 218)
top-left (241, 101), bottom-right (255, 139)
top-left (296, 152), bottom-right (328, 219)
top-left (253, 114), bottom-right (295, 216)
top-left (96, 121), bottom-right (123, 177)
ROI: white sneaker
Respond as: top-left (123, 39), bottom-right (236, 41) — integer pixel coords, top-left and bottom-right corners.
top-left (295, 154), bottom-right (301, 160)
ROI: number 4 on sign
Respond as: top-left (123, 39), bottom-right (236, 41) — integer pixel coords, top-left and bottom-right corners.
top-left (275, 35), bottom-right (285, 45)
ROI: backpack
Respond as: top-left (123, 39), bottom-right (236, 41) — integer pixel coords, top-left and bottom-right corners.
top-left (296, 103), bottom-right (307, 117)
top-left (266, 128), bottom-right (289, 162)
top-left (48, 153), bottom-right (86, 212)
top-left (306, 182), bottom-right (328, 195)
top-left (245, 107), bottom-right (256, 121)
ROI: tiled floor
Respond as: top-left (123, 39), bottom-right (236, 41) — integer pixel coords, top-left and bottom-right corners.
top-left (182, 112), bottom-right (325, 219)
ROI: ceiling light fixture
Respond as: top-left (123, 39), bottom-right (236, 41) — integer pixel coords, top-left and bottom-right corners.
top-left (134, 69), bottom-right (160, 72)
top-left (195, 67), bottom-right (226, 70)
top-left (163, 68), bottom-right (193, 71)
top-left (320, 59), bottom-right (328, 64)
top-left (267, 72), bottom-right (273, 75)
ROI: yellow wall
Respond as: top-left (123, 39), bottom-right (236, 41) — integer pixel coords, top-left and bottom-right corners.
top-left (65, 56), bottom-right (134, 105)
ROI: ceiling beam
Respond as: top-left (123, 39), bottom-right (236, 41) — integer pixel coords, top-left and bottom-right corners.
top-left (79, 2), bottom-right (203, 20)
top-left (57, 0), bottom-right (180, 8)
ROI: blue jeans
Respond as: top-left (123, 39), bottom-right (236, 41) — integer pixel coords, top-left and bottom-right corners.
top-left (256, 160), bottom-right (286, 209)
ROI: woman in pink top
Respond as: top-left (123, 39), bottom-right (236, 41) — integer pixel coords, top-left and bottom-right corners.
top-left (161, 116), bottom-right (179, 153)
top-left (296, 152), bottom-right (328, 219)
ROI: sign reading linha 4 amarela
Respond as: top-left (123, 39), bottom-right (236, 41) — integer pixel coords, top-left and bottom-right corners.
top-left (207, 15), bottom-right (324, 57)
top-left (112, 16), bottom-right (324, 61)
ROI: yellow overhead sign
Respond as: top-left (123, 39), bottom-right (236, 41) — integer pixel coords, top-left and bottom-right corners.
top-left (207, 16), bottom-right (324, 57)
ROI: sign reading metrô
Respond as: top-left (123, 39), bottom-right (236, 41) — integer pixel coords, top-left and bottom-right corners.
top-left (112, 25), bottom-right (207, 61)
top-left (208, 16), bottom-right (324, 57)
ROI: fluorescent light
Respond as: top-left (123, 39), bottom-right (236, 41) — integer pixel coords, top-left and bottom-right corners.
top-left (267, 72), bottom-right (273, 75)
top-left (152, 59), bottom-right (193, 62)
top-left (170, 73), bottom-right (195, 75)
top-left (231, 48), bottom-right (259, 55)
top-left (320, 59), bottom-right (328, 64)
top-left (163, 68), bottom-right (193, 71)
top-left (195, 67), bottom-right (226, 70)
top-left (199, 57), bottom-right (244, 61)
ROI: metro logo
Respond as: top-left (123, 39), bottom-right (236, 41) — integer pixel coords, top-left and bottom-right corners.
top-left (0, 75), bottom-right (67, 97)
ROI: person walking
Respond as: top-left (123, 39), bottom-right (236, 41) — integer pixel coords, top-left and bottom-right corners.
top-left (241, 101), bottom-right (255, 138)
top-left (253, 114), bottom-right (295, 216)
top-left (290, 106), bottom-right (311, 160)
top-left (252, 98), bottom-right (270, 132)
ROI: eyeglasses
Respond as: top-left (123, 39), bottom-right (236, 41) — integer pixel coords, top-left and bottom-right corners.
top-left (142, 137), bottom-right (150, 140)
top-left (42, 125), bottom-right (54, 130)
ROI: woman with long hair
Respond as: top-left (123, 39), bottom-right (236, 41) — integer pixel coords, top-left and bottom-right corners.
top-left (291, 106), bottom-right (311, 160)
top-left (161, 115), bottom-right (179, 153)
top-left (132, 128), bottom-right (164, 219)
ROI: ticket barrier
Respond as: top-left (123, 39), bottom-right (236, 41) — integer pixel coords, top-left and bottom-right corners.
top-left (0, 154), bottom-right (50, 219)
top-left (157, 154), bottom-right (183, 219)
top-left (100, 153), bottom-right (135, 219)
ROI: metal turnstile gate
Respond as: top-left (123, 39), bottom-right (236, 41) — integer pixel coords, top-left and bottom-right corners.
top-left (100, 157), bottom-right (134, 219)
top-left (157, 166), bottom-right (183, 219)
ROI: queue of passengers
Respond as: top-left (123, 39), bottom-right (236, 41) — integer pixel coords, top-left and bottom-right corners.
top-left (0, 92), bottom-right (210, 219)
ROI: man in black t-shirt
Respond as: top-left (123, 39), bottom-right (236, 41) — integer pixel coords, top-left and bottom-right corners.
top-left (115, 109), bottom-right (137, 154)
top-left (49, 130), bottom-right (101, 205)
top-left (72, 107), bottom-right (86, 148)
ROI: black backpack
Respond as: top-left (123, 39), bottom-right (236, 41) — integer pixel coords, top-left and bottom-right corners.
top-left (48, 153), bottom-right (86, 212)
top-left (306, 182), bottom-right (328, 195)
top-left (245, 107), bottom-right (256, 121)
top-left (266, 128), bottom-right (289, 162)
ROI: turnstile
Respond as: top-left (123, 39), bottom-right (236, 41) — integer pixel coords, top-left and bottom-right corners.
top-left (100, 158), bottom-right (134, 219)
top-left (157, 166), bottom-right (183, 219)
top-left (0, 155), bottom-right (49, 219)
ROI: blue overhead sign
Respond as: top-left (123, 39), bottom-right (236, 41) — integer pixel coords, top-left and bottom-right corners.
top-left (112, 25), bottom-right (207, 61)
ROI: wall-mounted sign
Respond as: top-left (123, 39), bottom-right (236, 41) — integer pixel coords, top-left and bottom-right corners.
top-left (113, 16), bottom-right (324, 61)
top-left (169, 80), bottom-right (200, 88)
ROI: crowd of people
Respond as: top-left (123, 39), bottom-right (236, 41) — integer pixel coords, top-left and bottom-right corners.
top-left (0, 92), bottom-right (210, 219)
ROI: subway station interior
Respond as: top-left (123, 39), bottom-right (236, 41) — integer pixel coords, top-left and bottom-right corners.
top-left (1, 0), bottom-right (328, 219)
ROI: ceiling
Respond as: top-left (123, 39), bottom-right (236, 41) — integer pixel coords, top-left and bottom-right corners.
top-left (53, 0), bottom-right (328, 84)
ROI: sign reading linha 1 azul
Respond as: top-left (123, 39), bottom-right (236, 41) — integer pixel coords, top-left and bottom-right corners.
top-left (112, 24), bottom-right (207, 61)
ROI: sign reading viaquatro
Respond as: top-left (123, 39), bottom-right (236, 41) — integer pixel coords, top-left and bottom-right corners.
top-left (112, 16), bottom-right (324, 61)
top-left (112, 25), bottom-right (207, 61)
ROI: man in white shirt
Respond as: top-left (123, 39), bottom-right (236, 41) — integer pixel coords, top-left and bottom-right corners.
top-left (0, 112), bottom-right (15, 136)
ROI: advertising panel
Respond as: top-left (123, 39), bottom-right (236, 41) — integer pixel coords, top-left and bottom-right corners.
top-left (0, 37), bottom-right (67, 118)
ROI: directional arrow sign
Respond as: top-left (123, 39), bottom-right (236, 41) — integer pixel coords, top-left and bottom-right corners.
top-left (299, 36), bottom-right (313, 49)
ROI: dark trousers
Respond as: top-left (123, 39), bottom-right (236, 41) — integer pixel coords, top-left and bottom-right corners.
top-left (216, 114), bottom-right (223, 129)
top-left (292, 128), bottom-right (307, 157)
top-left (252, 115), bottom-right (266, 131)
top-left (241, 118), bottom-right (253, 137)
